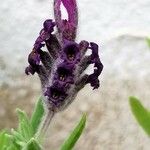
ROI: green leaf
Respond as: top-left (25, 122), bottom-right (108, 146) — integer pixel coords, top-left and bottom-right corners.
top-left (129, 96), bottom-right (150, 136)
top-left (6, 140), bottom-right (19, 150)
top-left (146, 37), bottom-right (150, 48)
top-left (30, 97), bottom-right (45, 135)
top-left (11, 129), bottom-right (26, 142)
top-left (0, 98), bottom-right (45, 150)
top-left (22, 138), bottom-right (42, 150)
top-left (0, 130), bottom-right (9, 149)
top-left (9, 129), bottom-right (24, 149)
top-left (16, 109), bottom-right (33, 140)
top-left (0, 130), bottom-right (17, 150)
top-left (60, 114), bottom-right (86, 150)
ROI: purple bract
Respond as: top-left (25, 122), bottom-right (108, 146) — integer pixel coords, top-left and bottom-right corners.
top-left (25, 0), bottom-right (103, 112)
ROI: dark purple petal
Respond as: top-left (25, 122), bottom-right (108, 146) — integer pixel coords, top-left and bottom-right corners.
top-left (61, 20), bottom-right (76, 41)
top-left (54, 63), bottom-right (75, 84)
top-left (26, 19), bottom-right (56, 76)
top-left (86, 42), bottom-right (103, 89)
top-left (86, 74), bottom-right (100, 89)
top-left (25, 65), bottom-right (36, 75)
top-left (34, 42), bottom-right (45, 51)
top-left (90, 42), bottom-right (99, 61)
top-left (61, 0), bottom-right (78, 24)
top-left (28, 50), bottom-right (41, 66)
top-left (34, 19), bottom-right (55, 51)
top-left (25, 64), bottom-right (46, 76)
top-left (43, 19), bottom-right (55, 33)
top-left (61, 41), bottom-right (81, 63)
top-left (44, 83), bottom-right (68, 106)
top-left (54, 0), bottom-right (61, 31)
top-left (54, 0), bottom-right (78, 41)
top-left (26, 49), bottom-right (42, 75)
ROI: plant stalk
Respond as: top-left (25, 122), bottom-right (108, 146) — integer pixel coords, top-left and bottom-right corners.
top-left (36, 109), bottom-right (55, 141)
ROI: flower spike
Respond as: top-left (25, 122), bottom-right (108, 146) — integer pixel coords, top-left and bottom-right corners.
top-left (25, 0), bottom-right (103, 134)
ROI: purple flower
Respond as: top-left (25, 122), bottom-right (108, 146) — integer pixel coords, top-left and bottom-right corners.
top-left (25, 0), bottom-right (103, 112)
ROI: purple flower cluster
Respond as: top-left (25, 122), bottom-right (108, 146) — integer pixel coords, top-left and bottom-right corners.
top-left (25, 0), bottom-right (103, 112)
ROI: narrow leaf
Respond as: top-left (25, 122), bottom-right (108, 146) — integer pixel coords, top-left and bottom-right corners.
top-left (22, 138), bottom-right (42, 150)
top-left (129, 96), bottom-right (150, 136)
top-left (0, 130), bottom-right (17, 150)
top-left (4, 133), bottom-right (19, 150)
top-left (16, 109), bottom-right (33, 139)
top-left (0, 130), bottom-right (9, 149)
top-left (11, 129), bottom-right (26, 142)
top-left (60, 114), bottom-right (86, 150)
top-left (30, 97), bottom-right (45, 134)
top-left (20, 121), bottom-right (32, 141)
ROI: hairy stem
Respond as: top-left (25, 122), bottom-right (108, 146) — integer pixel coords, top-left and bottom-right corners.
top-left (36, 109), bottom-right (55, 141)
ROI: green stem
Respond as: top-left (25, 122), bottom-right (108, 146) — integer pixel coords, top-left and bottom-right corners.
top-left (36, 109), bottom-right (55, 141)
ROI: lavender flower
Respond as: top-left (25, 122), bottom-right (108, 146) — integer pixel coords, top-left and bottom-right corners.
top-left (25, 0), bottom-right (103, 113)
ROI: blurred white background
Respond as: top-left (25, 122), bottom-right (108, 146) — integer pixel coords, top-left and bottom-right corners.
top-left (0, 0), bottom-right (150, 149)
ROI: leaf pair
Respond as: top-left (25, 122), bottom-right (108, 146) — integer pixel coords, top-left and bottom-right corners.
top-left (0, 96), bottom-right (87, 150)
top-left (0, 97), bottom-right (44, 150)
